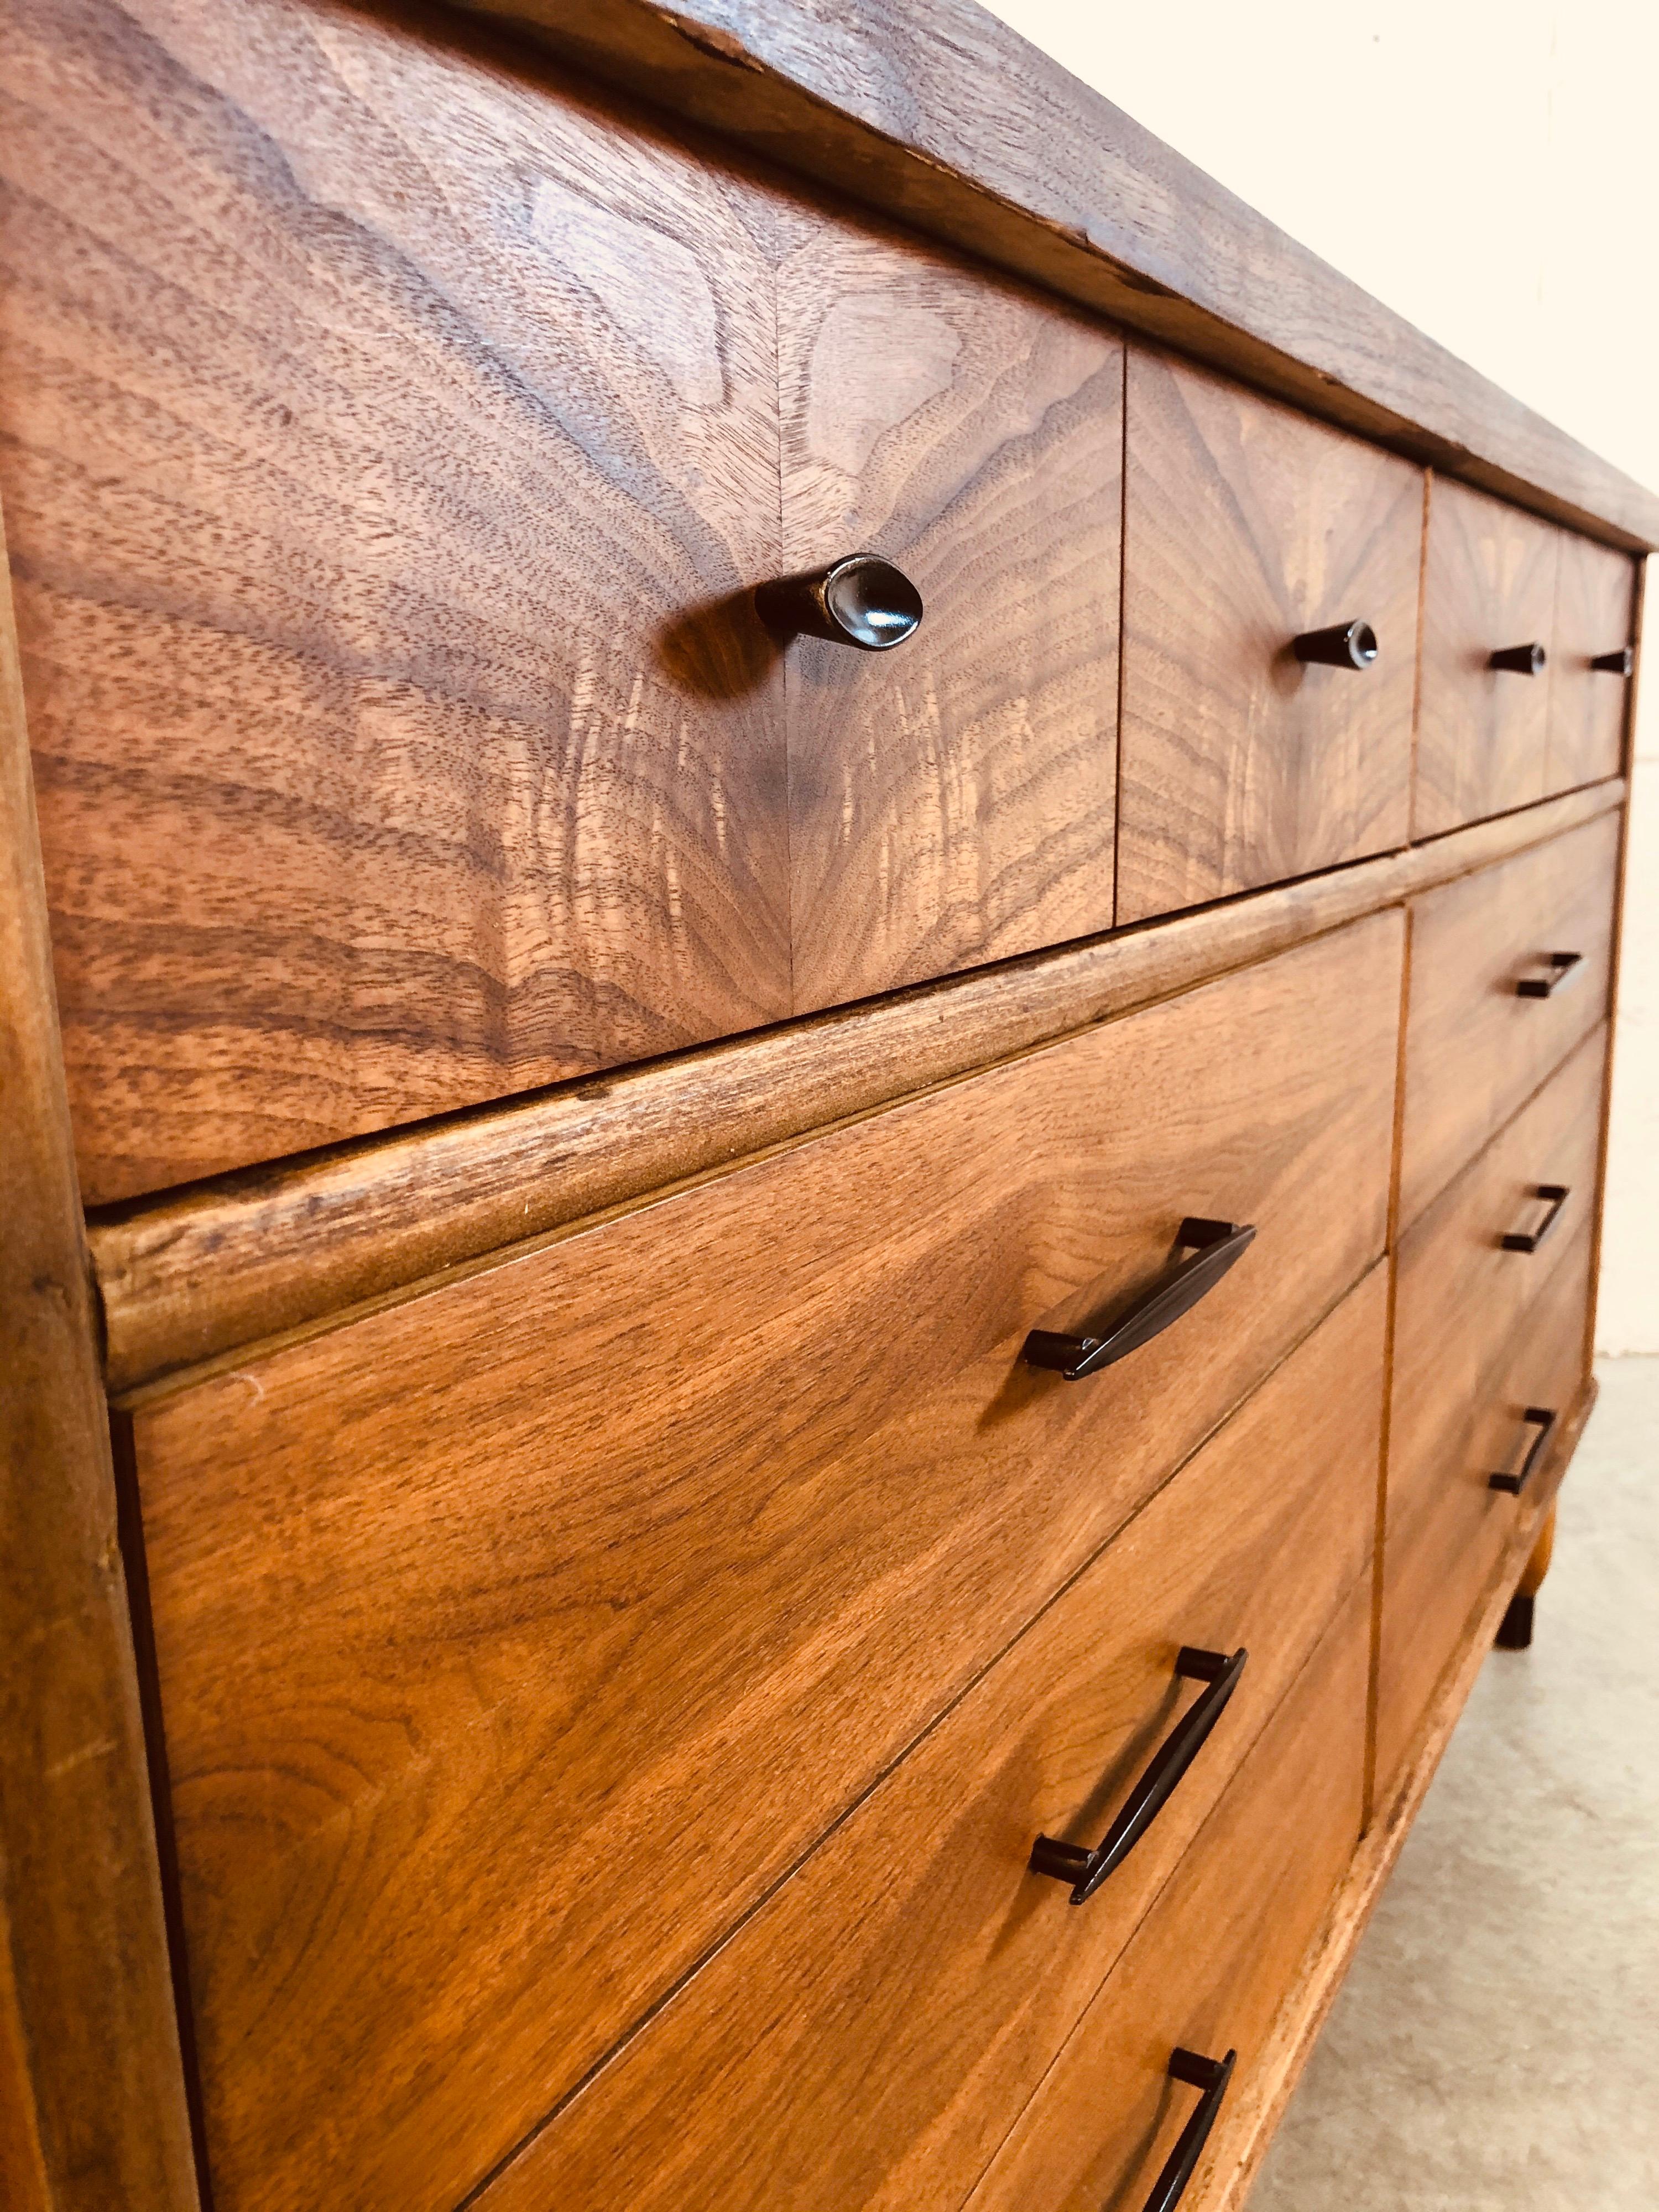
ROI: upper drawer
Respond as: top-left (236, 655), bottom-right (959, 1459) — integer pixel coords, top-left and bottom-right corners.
top-left (7, 0), bottom-right (802, 1204)
top-left (964, 1579), bottom-right (1370, 2212)
top-left (1417, 481), bottom-right (1636, 835)
top-left (468, 1267), bottom-right (1384, 2212)
top-left (1400, 811), bottom-right (1619, 1227)
top-left (1417, 478), bottom-right (1561, 834)
top-left (1117, 351), bottom-right (1421, 924)
top-left (126, 911), bottom-right (1401, 2212)
top-left (1548, 530), bottom-right (1637, 795)
top-left (775, 207), bottom-right (1124, 1012)
top-left (9, 0), bottom-right (1126, 1204)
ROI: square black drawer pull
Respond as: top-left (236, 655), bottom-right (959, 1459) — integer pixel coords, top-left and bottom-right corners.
top-left (1516, 951), bottom-right (1584, 999)
top-left (1500, 1183), bottom-right (1571, 1253)
top-left (1490, 1406), bottom-right (1557, 1495)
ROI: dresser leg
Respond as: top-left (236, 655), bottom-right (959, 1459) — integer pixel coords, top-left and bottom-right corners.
top-left (1496, 1504), bottom-right (1558, 1650)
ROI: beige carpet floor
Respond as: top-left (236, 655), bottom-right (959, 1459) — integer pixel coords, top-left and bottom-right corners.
top-left (1250, 1355), bottom-right (1659, 2211)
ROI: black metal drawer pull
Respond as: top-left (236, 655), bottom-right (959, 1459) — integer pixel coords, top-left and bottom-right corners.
top-left (1489, 1406), bottom-right (1557, 1495)
top-left (1022, 1219), bottom-right (1256, 1383)
top-left (1500, 1183), bottom-right (1570, 1253)
top-left (1139, 2047), bottom-right (1237, 2212)
top-left (754, 553), bottom-right (923, 651)
top-left (1029, 1646), bottom-right (1248, 1905)
top-left (1516, 951), bottom-right (1583, 999)
top-left (1292, 618), bottom-right (1378, 669)
top-left (1591, 646), bottom-right (1634, 676)
top-left (1489, 642), bottom-right (1547, 675)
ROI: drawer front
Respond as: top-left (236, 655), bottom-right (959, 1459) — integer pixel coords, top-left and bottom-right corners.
top-left (468, 1269), bottom-right (1385, 2212)
top-left (1377, 1031), bottom-right (1603, 1791)
top-left (1547, 532), bottom-right (1637, 796)
top-left (1400, 811), bottom-right (1619, 1228)
top-left (1416, 477), bottom-right (1562, 836)
top-left (777, 210), bottom-right (1124, 1010)
top-left (1117, 350), bottom-right (1421, 924)
top-left (127, 913), bottom-right (1401, 2212)
top-left (964, 1580), bottom-right (1370, 2212)
top-left (5, 0), bottom-right (795, 1203)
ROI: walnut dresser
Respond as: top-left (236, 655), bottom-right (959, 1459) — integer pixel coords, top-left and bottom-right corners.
top-left (1, 3), bottom-right (1651, 2209)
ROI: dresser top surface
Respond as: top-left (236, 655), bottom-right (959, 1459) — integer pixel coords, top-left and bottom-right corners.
top-left (445, 0), bottom-right (1659, 550)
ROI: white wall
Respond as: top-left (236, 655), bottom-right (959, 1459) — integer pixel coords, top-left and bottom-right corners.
top-left (983, 0), bottom-right (1659, 1352)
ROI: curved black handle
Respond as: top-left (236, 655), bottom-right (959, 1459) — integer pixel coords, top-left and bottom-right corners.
top-left (1140, 2047), bottom-right (1237, 2212)
top-left (1516, 951), bottom-right (1583, 1000)
top-left (1489, 641), bottom-right (1547, 675)
top-left (754, 553), bottom-right (924, 651)
top-left (1591, 647), bottom-right (1634, 676)
top-left (1293, 618), bottom-right (1378, 670)
top-left (1023, 1219), bottom-right (1256, 1382)
top-left (1500, 1183), bottom-right (1570, 1253)
top-left (1030, 1647), bottom-right (1248, 1905)
top-left (1489, 1406), bottom-right (1557, 1495)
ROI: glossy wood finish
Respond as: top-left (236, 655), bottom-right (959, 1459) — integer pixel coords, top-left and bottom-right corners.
top-left (467, 1270), bottom-right (1384, 2212)
top-left (965, 1582), bottom-right (1369, 2212)
top-left (777, 212), bottom-right (1123, 1005)
top-left (0, 497), bottom-right (197, 2206)
top-left (1548, 533), bottom-right (1636, 795)
top-left (123, 914), bottom-right (1400, 2212)
top-left (1118, 353), bottom-right (1421, 922)
top-left (91, 781), bottom-right (1619, 1396)
top-left (1416, 477), bottom-right (1563, 836)
top-left (1377, 1031), bottom-right (1604, 1792)
top-left (1399, 810), bottom-right (1619, 1227)
top-left (1, 0), bottom-right (797, 1206)
top-left (453, 0), bottom-right (1659, 550)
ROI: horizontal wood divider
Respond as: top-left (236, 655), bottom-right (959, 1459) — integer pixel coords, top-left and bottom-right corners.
top-left (1199, 1374), bottom-right (1597, 2212)
top-left (447, 0), bottom-right (1659, 550)
top-left (91, 781), bottom-right (1623, 1395)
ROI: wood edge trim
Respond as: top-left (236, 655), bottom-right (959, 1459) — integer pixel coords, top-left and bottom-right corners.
top-left (1197, 1373), bottom-right (1599, 2212)
top-left (0, 497), bottom-right (200, 2205)
top-left (436, 0), bottom-right (1659, 551)
top-left (90, 782), bottom-right (1625, 1396)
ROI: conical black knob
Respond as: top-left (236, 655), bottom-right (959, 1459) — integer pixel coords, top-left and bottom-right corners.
top-left (755, 554), bottom-right (924, 652)
top-left (1590, 647), bottom-right (1634, 676)
top-left (1292, 619), bottom-right (1378, 670)
top-left (1489, 642), bottom-right (1547, 675)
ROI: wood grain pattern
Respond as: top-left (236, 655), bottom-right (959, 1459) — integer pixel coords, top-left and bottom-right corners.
top-left (1, 0), bottom-right (796, 1205)
top-left (448, 0), bottom-right (1659, 550)
top-left (964, 1581), bottom-right (1370, 2212)
top-left (1399, 810), bottom-right (1619, 1227)
top-left (467, 1267), bottom-right (1384, 2212)
top-left (90, 780), bottom-right (1621, 1396)
top-left (1416, 476), bottom-right (1563, 837)
top-left (776, 211), bottom-right (1122, 1004)
top-left (124, 914), bottom-right (1400, 2212)
top-left (0, 494), bottom-right (197, 2203)
top-left (1548, 531), bottom-right (1636, 795)
top-left (1201, 1379), bottom-right (1596, 2212)
top-left (1118, 351), bottom-right (1421, 923)
top-left (1376, 1031), bottom-right (1603, 1792)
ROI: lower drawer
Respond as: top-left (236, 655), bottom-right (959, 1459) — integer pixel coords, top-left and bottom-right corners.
top-left (1377, 1030), bottom-right (1603, 1791)
top-left (123, 913), bottom-right (1399, 2212)
top-left (964, 1578), bottom-right (1370, 2212)
top-left (469, 1269), bottom-right (1384, 2212)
